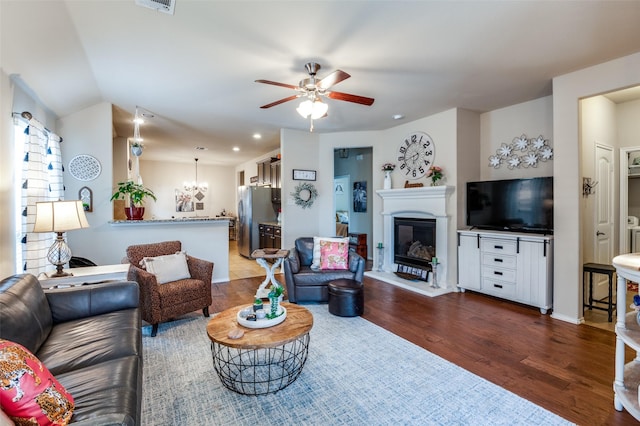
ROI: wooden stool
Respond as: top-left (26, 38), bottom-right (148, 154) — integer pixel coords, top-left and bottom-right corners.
top-left (583, 262), bottom-right (616, 322)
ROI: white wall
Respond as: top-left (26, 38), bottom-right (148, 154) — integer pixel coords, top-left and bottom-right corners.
top-left (480, 96), bottom-right (554, 181)
top-left (139, 159), bottom-right (235, 219)
top-left (0, 70), bottom-right (15, 277)
top-left (553, 51), bottom-right (640, 323)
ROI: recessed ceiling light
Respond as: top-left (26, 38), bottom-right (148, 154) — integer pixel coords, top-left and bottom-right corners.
top-left (392, 114), bottom-right (405, 120)
top-left (253, 133), bottom-right (262, 139)
top-left (233, 147), bottom-right (240, 152)
top-left (195, 146), bottom-right (207, 151)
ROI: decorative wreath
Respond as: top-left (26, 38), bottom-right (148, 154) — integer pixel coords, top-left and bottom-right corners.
top-left (291, 182), bottom-right (318, 209)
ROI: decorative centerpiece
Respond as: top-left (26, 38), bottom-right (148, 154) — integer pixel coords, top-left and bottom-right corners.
top-left (267, 284), bottom-right (284, 319)
top-left (381, 163), bottom-right (395, 190)
top-left (426, 165), bottom-right (444, 186)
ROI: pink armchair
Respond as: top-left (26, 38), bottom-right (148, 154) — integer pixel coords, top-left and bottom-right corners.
top-left (126, 240), bottom-right (213, 336)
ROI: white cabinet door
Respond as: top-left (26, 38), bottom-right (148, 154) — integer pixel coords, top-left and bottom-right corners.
top-left (458, 232), bottom-right (481, 290)
top-left (516, 239), bottom-right (553, 312)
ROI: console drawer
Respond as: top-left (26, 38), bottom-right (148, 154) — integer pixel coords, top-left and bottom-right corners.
top-left (482, 278), bottom-right (517, 299)
top-left (481, 265), bottom-right (516, 283)
top-left (482, 253), bottom-right (517, 269)
top-left (481, 239), bottom-right (517, 255)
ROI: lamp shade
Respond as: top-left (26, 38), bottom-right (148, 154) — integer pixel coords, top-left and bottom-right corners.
top-left (33, 200), bottom-right (90, 233)
top-left (297, 98), bottom-right (328, 120)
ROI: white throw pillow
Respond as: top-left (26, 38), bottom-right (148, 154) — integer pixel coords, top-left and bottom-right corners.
top-left (311, 236), bottom-right (349, 270)
top-left (142, 252), bottom-right (190, 284)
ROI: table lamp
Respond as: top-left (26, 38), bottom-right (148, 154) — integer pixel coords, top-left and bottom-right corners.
top-left (33, 200), bottom-right (90, 277)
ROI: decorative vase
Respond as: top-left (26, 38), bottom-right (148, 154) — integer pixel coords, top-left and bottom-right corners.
top-left (131, 146), bottom-right (143, 157)
top-left (430, 179), bottom-right (441, 187)
top-left (383, 170), bottom-right (392, 189)
top-left (125, 206), bottom-right (145, 220)
top-left (269, 293), bottom-right (283, 317)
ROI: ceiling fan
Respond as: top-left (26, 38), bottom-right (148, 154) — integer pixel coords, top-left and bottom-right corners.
top-left (256, 62), bottom-right (375, 131)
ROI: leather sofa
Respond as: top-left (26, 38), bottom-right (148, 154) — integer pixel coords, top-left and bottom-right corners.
top-left (0, 273), bottom-right (142, 425)
top-left (283, 237), bottom-right (365, 303)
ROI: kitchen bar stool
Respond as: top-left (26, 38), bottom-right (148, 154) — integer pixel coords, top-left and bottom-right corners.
top-left (583, 262), bottom-right (616, 322)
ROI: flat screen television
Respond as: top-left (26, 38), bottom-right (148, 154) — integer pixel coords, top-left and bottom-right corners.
top-left (466, 177), bottom-right (553, 234)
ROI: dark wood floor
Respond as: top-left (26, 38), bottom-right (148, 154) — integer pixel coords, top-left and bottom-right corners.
top-left (210, 274), bottom-right (638, 425)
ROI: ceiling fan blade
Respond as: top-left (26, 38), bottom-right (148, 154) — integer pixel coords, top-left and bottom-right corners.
top-left (327, 91), bottom-right (375, 106)
top-left (259, 95), bottom-right (299, 109)
top-left (255, 79), bottom-right (298, 90)
top-left (317, 70), bottom-right (350, 90)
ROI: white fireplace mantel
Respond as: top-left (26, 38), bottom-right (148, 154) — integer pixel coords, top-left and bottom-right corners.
top-left (366, 185), bottom-right (455, 297)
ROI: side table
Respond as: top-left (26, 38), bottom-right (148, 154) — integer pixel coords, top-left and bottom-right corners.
top-left (251, 248), bottom-right (289, 298)
top-left (38, 264), bottom-right (130, 289)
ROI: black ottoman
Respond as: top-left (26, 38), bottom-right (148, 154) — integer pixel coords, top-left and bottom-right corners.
top-left (328, 279), bottom-right (364, 317)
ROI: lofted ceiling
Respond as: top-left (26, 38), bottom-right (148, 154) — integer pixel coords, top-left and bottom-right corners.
top-left (2, 0), bottom-right (640, 166)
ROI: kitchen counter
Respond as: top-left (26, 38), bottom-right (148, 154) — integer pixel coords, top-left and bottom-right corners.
top-left (109, 217), bottom-right (231, 225)
top-left (106, 218), bottom-right (230, 282)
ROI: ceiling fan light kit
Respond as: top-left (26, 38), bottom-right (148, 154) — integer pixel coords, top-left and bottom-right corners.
top-left (257, 62), bottom-right (374, 132)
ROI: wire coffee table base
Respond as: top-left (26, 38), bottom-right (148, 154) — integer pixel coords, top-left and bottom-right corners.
top-left (211, 333), bottom-right (310, 395)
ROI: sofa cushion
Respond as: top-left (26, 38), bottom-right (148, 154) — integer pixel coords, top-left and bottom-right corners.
top-left (142, 252), bottom-right (190, 284)
top-left (319, 239), bottom-right (349, 270)
top-left (311, 237), bottom-right (349, 270)
top-left (292, 266), bottom-right (357, 286)
top-left (55, 356), bottom-right (140, 425)
top-left (35, 309), bottom-right (141, 377)
top-left (0, 274), bottom-right (52, 354)
top-left (0, 339), bottom-right (74, 425)
top-left (294, 238), bottom-right (315, 266)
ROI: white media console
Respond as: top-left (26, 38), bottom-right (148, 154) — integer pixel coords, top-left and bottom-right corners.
top-left (457, 229), bottom-right (554, 314)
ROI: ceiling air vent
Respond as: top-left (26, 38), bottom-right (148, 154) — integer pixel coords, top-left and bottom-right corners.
top-left (135, 0), bottom-right (175, 15)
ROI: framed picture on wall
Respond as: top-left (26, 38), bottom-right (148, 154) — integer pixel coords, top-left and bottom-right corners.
top-left (176, 190), bottom-right (194, 212)
top-left (353, 181), bottom-right (367, 212)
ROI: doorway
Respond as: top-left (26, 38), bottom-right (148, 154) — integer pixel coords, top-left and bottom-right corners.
top-left (334, 147), bottom-right (373, 259)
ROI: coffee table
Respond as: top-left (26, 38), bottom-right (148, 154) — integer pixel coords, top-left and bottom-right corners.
top-left (206, 302), bottom-right (313, 395)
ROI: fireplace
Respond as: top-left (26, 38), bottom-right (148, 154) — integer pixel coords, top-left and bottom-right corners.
top-left (365, 186), bottom-right (454, 297)
top-left (394, 217), bottom-right (436, 281)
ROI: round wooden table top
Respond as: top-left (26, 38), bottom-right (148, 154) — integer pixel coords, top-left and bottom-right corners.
top-left (206, 302), bottom-right (313, 349)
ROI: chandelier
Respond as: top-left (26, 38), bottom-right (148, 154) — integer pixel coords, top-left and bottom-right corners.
top-left (184, 158), bottom-right (208, 194)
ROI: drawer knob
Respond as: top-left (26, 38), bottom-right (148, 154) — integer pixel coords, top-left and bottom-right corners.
top-left (494, 271), bottom-right (503, 276)
top-left (493, 284), bottom-right (503, 289)
top-left (494, 245), bottom-right (503, 249)
top-left (494, 258), bottom-right (503, 262)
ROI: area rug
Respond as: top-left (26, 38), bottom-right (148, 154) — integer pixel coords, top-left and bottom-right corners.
top-left (141, 306), bottom-right (573, 425)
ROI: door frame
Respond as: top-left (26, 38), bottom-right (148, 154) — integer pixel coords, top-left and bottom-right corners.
top-left (620, 146), bottom-right (640, 254)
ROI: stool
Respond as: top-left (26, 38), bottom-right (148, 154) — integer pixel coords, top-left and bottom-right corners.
top-left (328, 279), bottom-right (364, 317)
top-left (583, 262), bottom-right (616, 322)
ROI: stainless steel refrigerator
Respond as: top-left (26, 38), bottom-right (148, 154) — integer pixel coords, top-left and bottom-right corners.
top-left (237, 186), bottom-right (276, 258)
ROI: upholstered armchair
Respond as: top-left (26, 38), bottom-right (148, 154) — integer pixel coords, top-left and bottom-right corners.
top-left (126, 240), bottom-right (213, 336)
top-left (283, 237), bottom-right (365, 303)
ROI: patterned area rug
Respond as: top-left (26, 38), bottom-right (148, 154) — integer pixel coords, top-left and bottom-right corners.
top-left (142, 305), bottom-right (573, 425)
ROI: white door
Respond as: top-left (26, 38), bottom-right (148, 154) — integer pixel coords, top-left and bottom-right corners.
top-left (593, 144), bottom-right (615, 297)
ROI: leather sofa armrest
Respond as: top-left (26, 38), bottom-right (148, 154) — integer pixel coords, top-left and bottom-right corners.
top-left (348, 252), bottom-right (365, 283)
top-left (186, 255), bottom-right (214, 284)
top-left (285, 248), bottom-right (300, 274)
top-left (66, 413), bottom-right (135, 426)
top-left (45, 280), bottom-right (140, 324)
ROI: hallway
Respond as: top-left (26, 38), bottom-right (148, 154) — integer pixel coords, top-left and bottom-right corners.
top-left (228, 240), bottom-right (268, 280)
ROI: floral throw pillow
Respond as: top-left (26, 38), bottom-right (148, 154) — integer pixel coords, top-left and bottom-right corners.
top-left (0, 339), bottom-right (74, 425)
top-left (319, 239), bottom-right (349, 270)
top-left (311, 237), bottom-right (349, 270)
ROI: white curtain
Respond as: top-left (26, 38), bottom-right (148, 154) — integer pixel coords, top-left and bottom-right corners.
top-left (16, 117), bottom-right (64, 275)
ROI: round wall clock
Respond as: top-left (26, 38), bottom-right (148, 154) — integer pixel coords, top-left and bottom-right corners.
top-left (68, 154), bottom-right (101, 181)
top-left (397, 131), bottom-right (435, 179)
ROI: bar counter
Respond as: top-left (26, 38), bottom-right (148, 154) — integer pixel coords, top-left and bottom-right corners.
top-left (107, 217), bottom-right (230, 282)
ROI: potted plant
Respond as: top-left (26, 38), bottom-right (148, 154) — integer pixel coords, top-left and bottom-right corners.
top-left (110, 181), bottom-right (157, 220)
top-left (131, 142), bottom-right (143, 157)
